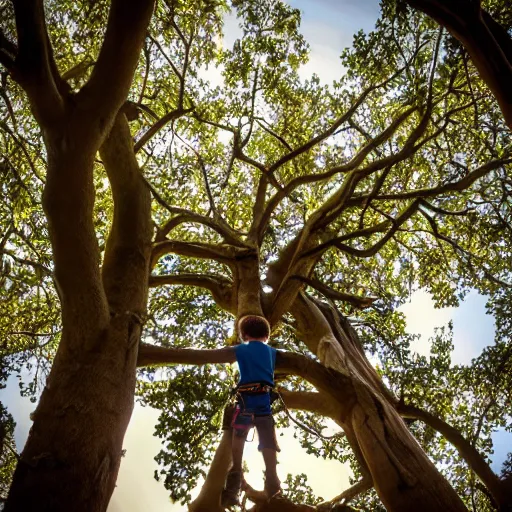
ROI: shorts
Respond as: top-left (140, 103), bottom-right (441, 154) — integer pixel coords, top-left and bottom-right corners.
top-left (231, 406), bottom-right (280, 452)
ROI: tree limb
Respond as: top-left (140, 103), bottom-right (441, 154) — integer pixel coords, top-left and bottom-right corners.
top-left (136, 345), bottom-right (357, 418)
top-left (397, 401), bottom-right (509, 506)
top-left (255, 99), bottom-right (419, 244)
top-left (99, 113), bottom-right (153, 316)
top-left (304, 199), bottom-right (422, 260)
top-left (277, 389), bottom-right (342, 420)
top-left (149, 273), bottom-right (235, 313)
top-left (290, 276), bottom-right (378, 309)
top-left (151, 239), bottom-right (235, 268)
top-left (134, 107), bottom-right (192, 153)
top-left (0, 30), bottom-right (16, 71)
top-left (155, 212), bottom-right (245, 247)
top-left (266, 64), bottom-right (413, 176)
top-left (10, 0), bottom-right (65, 126)
top-left (351, 157), bottom-right (512, 204)
top-left (76, 0), bottom-right (155, 131)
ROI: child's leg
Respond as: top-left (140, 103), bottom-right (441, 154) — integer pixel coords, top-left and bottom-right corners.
top-left (254, 416), bottom-right (281, 497)
top-left (222, 427), bottom-right (250, 507)
top-left (231, 428), bottom-right (247, 472)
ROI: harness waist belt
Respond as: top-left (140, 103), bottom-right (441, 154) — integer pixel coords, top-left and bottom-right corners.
top-left (236, 382), bottom-right (273, 394)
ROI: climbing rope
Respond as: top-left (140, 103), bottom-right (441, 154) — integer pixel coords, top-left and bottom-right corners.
top-left (275, 389), bottom-right (344, 441)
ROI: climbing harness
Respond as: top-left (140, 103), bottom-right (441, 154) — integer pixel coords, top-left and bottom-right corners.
top-left (229, 382), bottom-right (342, 441)
top-left (230, 382), bottom-right (274, 439)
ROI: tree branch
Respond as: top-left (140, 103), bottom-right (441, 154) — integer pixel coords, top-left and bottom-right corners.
top-left (418, 207), bottom-right (512, 288)
top-left (304, 200), bottom-right (421, 260)
top-left (266, 65), bottom-right (413, 176)
top-left (254, 99), bottom-right (419, 244)
top-left (155, 212), bottom-right (245, 247)
top-left (0, 30), bottom-right (16, 71)
top-left (397, 401), bottom-right (508, 506)
top-left (255, 117), bottom-right (293, 151)
top-left (148, 273), bottom-right (235, 313)
top-left (319, 477), bottom-right (372, 508)
top-left (247, 174), bottom-right (269, 243)
top-left (10, 0), bottom-right (65, 126)
top-left (350, 157), bottom-right (512, 204)
top-left (405, 0), bottom-right (512, 129)
top-left (147, 33), bottom-right (182, 80)
top-left (290, 276), bottom-right (378, 309)
top-left (99, 113), bottom-right (153, 316)
top-left (151, 239), bottom-right (235, 268)
top-left (76, 0), bottom-right (155, 130)
top-left (136, 345), bottom-right (357, 418)
top-left (277, 389), bottom-right (341, 420)
top-left (134, 107), bottom-right (192, 153)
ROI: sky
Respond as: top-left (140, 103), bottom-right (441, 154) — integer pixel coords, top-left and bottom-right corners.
top-left (1, 0), bottom-right (511, 510)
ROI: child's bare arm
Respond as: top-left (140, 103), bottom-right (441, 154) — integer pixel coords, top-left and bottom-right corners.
top-left (137, 344), bottom-right (236, 366)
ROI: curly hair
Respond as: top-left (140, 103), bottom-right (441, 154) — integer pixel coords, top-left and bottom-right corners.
top-left (238, 315), bottom-right (270, 340)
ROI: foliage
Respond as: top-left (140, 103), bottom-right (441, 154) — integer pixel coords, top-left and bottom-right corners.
top-left (1, 0), bottom-right (512, 508)
top-left (281, 473), bottom-right (323, 506)
top-left (0, 403), bottom-right (16, 502)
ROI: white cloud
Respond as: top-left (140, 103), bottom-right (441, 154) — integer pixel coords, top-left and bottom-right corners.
top-left (399, 289), bottom-right (495, 365)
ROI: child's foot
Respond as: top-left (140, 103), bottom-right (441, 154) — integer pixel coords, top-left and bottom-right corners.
top-left (221, 470), bottom-right (242, 508)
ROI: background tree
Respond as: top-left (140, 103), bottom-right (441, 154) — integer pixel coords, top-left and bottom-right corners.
top-left (0, 0), bottom-right (511, 511)
top-left (394, 0), bottom-right (512, 130)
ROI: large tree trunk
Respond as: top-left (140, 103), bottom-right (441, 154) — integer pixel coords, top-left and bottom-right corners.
top-left (5, 324), bottom-right (140, 511)
top-left (4, 0), bottom-right (154, 508)
top-left (292, 293), bottom-right (468, 512)
top-left (6, 113), bottom-right (153, 511)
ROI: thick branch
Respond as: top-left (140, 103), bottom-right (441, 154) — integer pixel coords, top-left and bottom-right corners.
top-left (189, 430), bottom-right (232, 512)
top-left (277, 389), bottom-right (341, 420)
top-left (136, 345), bottom-right (357, 418)
top-left (155, 212), bottom-right (244, 247)
top-left (397, 402), bottom-right (510, 506)
top-left (247, 174), bottom-right (268, 243)
top-left (0, 31), bottom-right (16, 71)
top-left (76, 0), bottom-right (155, 130)
top-left (11, 0), bottom-right (65, 126)
top-left (99, 113), bottom-right (153, 315)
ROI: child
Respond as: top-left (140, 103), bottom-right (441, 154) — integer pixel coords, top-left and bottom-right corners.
top-left (221, 315), bottom-right (281, 507)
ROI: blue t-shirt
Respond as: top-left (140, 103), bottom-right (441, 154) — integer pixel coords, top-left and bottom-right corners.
top-left (235, 341), bottom-right (276, 415)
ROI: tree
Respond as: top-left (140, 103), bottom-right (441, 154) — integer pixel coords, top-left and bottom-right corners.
top-left (1, 0), bottom-right (156, 510)
top-left (0, 0), bottom-right (511, 511)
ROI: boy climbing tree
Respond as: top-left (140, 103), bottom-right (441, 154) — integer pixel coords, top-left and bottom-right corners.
top-left (192, 315), bottom-right (281, 507)
top-left (222, 315), bottom-right (281, 507)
